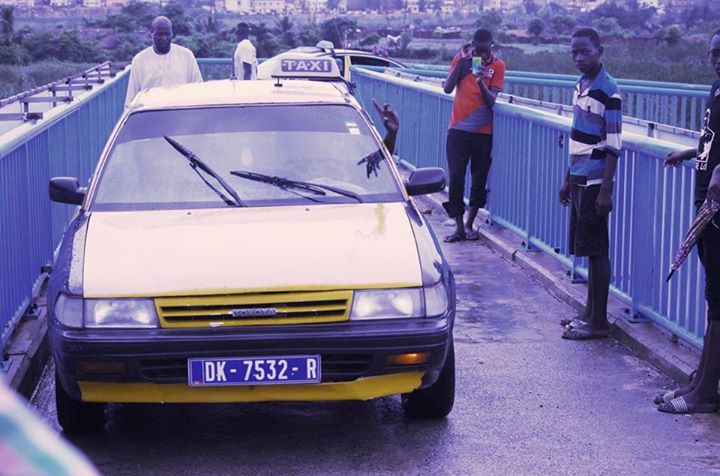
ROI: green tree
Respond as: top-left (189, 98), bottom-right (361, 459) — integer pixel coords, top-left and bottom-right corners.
top-left (298, 23), bottom-right (320, 46)
top-left (251, 22), bottom-right (279, 57)
top-left (319, 17), bottom-right (358, 48)
top-left (593, 17), bottom-right (625, 38)
top-left (475, 9), bottom-right (502, 37)
top-left (527, 18), bottom-right (544, 44)
top-left (548, 15), bottom-right (574, 35)
top-left (161, 3), bottom-right (192, 36)
top-left (399, 31), bottom-right (412, 51)
top-left (275, 16), bottom-right (296, 49)
top-left (359, 32), bottom-right (380, 47)
top-left (663, 25), bottom-right (682, 46)
top-left (0, 6), bottom-right (14, 46)
top-left (523, 0), bottom-right (538, 15)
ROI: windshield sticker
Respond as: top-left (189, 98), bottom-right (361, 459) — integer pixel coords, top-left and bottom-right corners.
top-left (346, 122), bottom-right (360, 135)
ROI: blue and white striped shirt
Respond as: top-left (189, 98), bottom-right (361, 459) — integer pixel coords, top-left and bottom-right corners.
top-left (568, 64), bottom-right (622, 186)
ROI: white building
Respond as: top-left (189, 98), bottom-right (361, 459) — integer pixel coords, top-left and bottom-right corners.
top-left (306, 0), bottom-right (326, 12)
top-left (254, 0), bottom-right (285, 13)
top-left (0, 0), bottom-right (36, 6)
top-left (50, 0), bottom-right (72, 6)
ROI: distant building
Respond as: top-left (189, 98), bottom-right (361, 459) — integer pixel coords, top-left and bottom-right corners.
top-left (406, 0), bottom-right (419, 13)
top-left (253, 0), bottom-right (284, 13)
top-left (50, 0), bottom-right (73, 6)
top-left (440, 0), bottom-right (454, 15)
top-left (306, 0), bottom-right (327, 12)
top-left (0, 0), bottom-right (36, 6)
top-left (482, 0), bottom-right (523, 11)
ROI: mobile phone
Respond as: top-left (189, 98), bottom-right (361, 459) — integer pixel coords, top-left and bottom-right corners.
top-left (472, 56), bottom-right (483, 76)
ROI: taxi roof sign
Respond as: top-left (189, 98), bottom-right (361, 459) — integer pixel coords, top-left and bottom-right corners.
top-left (271, 54), bottom-right (342, 80)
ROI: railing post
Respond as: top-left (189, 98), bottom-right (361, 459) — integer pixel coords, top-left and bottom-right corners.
top-left (629, 153), bottom-right (653, 322)
top-left (523, 122), bottom-right (534, 251)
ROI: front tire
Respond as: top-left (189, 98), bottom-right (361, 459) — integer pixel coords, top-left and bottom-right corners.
top-left (55, 371), bottom-right (106, 433)
top-left (402, 340), bottom-right (455, 419)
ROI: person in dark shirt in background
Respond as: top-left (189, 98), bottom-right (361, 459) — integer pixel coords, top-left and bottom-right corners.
top-left (659, 29), bottom-right (720, 414)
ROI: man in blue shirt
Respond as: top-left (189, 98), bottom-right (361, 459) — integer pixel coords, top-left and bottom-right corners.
top-left (558, 28), bottom-right (622, 340)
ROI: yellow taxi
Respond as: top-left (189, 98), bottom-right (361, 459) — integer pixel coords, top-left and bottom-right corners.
top-left (47, 55), bottom-right (455, 433)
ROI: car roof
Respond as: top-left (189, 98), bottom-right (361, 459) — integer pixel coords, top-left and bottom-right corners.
top-left (129, 79), bottom-right (354, 111)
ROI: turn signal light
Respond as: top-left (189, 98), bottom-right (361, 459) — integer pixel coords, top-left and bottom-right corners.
top-left (385, 352), bottom-right (431, 366)
top-left (77, 361), bottom-right (127, 375)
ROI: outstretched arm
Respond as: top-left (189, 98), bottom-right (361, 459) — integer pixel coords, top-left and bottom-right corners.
top-left (372, 98), bottom-right (399, 155)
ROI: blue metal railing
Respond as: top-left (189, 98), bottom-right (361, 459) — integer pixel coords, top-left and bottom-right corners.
top-left (0, 60), bottom-right (709, 362)
top-left (353, 66), bottom-right (706, 347)
top-left (0, 69), bottom-right (129, 362)
top-left (387, 65), bottom-right (712, 132)
top-left (198, 58), bottom-right (710, 131)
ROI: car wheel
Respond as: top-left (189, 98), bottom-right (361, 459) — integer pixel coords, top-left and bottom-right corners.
top-left (402, 340), bottom-right (455, 419)
top-left (55, 371), bottom-right (106, 433)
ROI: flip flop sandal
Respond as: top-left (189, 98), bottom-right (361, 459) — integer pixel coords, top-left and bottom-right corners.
top-left (653, 390), bottom-right (678, 405)
top-left (559, 314), bottom-right (586, 327)
top-left (465, 230), bottom-right (480, 241)
top-left (561, 324), bottom-right (610, 340)
top-left (657, 396), bottom-right (720, 414)
top-left (443, 232), bottom-right (466, 243)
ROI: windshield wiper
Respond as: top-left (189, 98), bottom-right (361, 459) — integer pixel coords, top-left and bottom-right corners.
top-left (230, 170), bottom-right (363, 203)
top-left (164, 136), bottom-right (245, 207)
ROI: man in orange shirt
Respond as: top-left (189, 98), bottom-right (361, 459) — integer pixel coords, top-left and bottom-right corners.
top-left (442, 29), bottom-right (506, 242)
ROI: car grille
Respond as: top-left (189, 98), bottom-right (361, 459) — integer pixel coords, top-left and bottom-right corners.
top-left (139, 354), bottom-right (373, 383)
top-left (155, 290), bottom-right (353, 328)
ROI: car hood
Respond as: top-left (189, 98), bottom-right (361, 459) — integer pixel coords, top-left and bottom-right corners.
top-left (82, 203), bottom-right (422, 297)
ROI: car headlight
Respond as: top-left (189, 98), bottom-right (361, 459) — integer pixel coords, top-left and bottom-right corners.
top-left (84, 299), bottom-right (158, 328)
top-left (54, 294), bottom-right (84, 328)
top-left (424, 280), bottom-right (449, 317)
top-left (350, 288), bottom-right (424, 320)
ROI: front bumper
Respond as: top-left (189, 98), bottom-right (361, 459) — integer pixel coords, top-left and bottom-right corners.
top-left (51, 317), bottom-right (452, 403)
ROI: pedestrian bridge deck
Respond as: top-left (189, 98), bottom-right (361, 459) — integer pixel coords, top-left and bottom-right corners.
top-left (0, 61), bottom-right (709, 369)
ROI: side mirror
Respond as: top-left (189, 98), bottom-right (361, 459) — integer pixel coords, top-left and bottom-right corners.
top-left (49, 177), bottom-right (86, 205)
top-left (405, 167), bottom-right (446, 196)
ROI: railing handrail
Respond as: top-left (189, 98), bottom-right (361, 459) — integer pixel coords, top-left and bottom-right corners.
top-left (404, 62), bottom-right (712, 93)
top-left (0, 68), bottom-right (130, 159)
top-left (0, 61), bottom-right (127, 108)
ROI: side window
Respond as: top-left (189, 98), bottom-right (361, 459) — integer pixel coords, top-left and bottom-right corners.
top-left (350, 56), bottom-right (394, 68)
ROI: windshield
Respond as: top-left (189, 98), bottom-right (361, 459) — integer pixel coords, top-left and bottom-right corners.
top-left (91, 105), bottom-right (403, 210)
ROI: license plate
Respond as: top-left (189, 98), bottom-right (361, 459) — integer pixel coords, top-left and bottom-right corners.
top-left (187, 355), bottom-right (321, 387)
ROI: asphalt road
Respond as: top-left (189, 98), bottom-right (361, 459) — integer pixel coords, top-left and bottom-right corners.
top-left (29, 195), bottom-right (720, 475)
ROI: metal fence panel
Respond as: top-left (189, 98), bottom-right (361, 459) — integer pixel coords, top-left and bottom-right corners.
top-left (353, 66), bottom-right (706, 347)
top-left (0, 72), bottom-right (128, 357)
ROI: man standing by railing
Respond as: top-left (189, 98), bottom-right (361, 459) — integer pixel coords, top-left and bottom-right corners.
top-left (124, 16), bottom-right (203, 107)
top-left (441, 29), bottom-right (505, 243)
top-left (558, 28), bottom-right (622, 340)
top-left (233, 23), bottom-right (257, 81)
top-left (658, 29), bottom-right (720, 415)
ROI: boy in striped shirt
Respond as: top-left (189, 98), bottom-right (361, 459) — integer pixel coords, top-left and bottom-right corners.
top-left (559, 28), bottom-right (622, 340)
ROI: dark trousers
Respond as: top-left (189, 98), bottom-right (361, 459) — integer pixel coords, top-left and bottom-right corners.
top-left (443, 129), bottom-right (493, 219)
top-left (698, 212), bottom-right (720, 321)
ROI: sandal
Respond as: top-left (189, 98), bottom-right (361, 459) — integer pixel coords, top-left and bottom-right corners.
top-left (443, 232), bottom-right (466, 243)
top-left (465, 229), bottom-right (479, 241)
top-left (653, 390), bottom-right (678, 405)
top-left (561, 323), bottom-right (610, 340)
top-left (657, 396), bottom-right (720, 414)
top-left (560, 315), bottom-right (587, 327)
